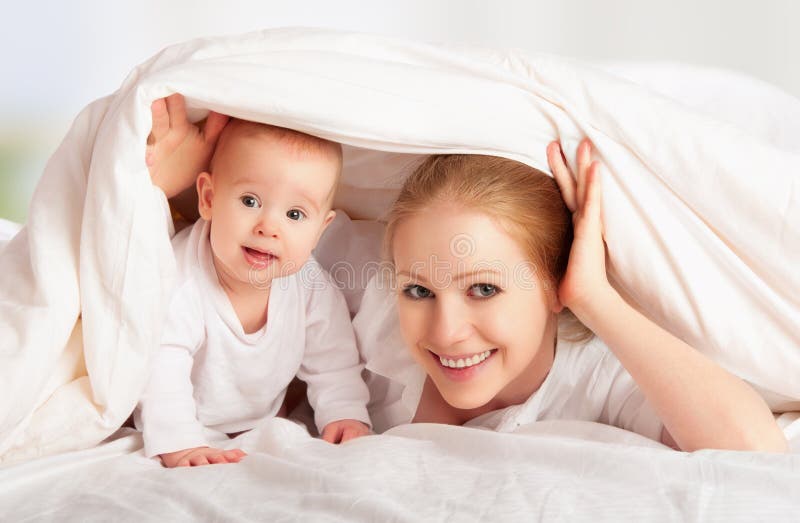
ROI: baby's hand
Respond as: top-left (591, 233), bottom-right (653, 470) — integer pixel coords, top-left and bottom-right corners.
top-left (159, 446), bottom-right (246, 468)
top-left (321, 419), bottom-right (371, 444)
top-left (546, 138), bottom-right (613, 314)
top-left (146, 93), bottom-right (229, 199)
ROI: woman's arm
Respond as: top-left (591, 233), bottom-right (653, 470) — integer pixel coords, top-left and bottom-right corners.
top-left (547, 139), bottom-right (788, 453)
top-left (578, 285), bottom-right (787, 452)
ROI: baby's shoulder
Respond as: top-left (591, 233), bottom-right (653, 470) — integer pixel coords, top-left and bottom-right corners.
top-left (170, 220), bottom-right (202, 265)
top-left (166, 222), bottom-right (207, 307)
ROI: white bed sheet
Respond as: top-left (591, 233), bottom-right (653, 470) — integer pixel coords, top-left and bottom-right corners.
top-left (1, 418), bottom-right (799, 522)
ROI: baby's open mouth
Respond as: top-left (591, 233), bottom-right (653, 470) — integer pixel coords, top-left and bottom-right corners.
top-left (243, 246), bottom-right (277, 264)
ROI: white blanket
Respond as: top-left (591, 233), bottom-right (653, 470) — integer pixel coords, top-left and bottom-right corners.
top-left (1, 27), bottom-right (799, 463)
top-left (1, 419), bottom-right (799, 521)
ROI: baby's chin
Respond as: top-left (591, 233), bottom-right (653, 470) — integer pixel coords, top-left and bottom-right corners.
top-left (246, 262), bottom-right (303, 284)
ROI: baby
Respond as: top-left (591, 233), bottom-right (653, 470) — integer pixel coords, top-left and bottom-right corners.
top-left (138, 116), bottom-right (371, 468)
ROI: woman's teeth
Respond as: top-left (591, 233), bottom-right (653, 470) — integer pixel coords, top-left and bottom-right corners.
top-left (439, 350), bottom-right (492, 369)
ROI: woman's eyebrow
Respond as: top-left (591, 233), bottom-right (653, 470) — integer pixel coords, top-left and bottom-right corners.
top-left (452, 269), bottom-right (502, 281)
top-left (395, 269), bottom-right (501, 283)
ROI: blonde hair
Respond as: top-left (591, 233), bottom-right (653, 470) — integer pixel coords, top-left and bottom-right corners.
top-left (385, 154), bottom-right (593, 343)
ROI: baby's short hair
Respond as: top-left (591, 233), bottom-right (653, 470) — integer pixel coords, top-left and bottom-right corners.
top-left (210, 118), bottom-right (343, 199)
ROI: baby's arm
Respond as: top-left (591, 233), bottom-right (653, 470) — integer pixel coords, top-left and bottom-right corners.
top-left (547, 139), bottom-right (788, 453)
top-left (298, 263), bottom-right (372, 441)
top-left (140, 282), bottom-right (248, 466)
top-left (146, 94), bottom-right (229, 204)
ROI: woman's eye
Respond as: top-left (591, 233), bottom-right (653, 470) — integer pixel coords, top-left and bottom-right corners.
top-left (287, 209), bottom-right (306, 221)
top-left (241, 196), bottom-right (260, 208)
top-left (468, 283), bottom-right (498, 298)
top-left (402, 284), bottom-right (433, 299)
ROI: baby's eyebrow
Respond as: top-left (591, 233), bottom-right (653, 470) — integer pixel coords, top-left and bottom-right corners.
top-left (231, 178), bottom-right (262, 188)
top-left (298, 191), bottom-right (321, 213)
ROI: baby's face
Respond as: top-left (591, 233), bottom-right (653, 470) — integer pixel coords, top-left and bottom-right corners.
top-left (199, 133), bottom-right (337, 290)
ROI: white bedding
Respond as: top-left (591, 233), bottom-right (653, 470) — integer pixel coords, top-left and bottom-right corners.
top-left (1, 418), bottom-right (799, 521)
top-left (1, 26), bottom-right (799, 519)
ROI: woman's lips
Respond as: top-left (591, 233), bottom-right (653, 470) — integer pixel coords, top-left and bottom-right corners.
top-left (429, 348), bottom-right (497, 382)
top-left (242, 246), bottom-right (277, 267)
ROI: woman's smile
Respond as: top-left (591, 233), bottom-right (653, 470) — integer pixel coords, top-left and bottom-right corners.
top-left (428, 347), bottom-right (498, 382)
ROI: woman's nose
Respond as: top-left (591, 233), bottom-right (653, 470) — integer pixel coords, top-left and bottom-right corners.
top-left (427, 297), bottom-right (472, 350)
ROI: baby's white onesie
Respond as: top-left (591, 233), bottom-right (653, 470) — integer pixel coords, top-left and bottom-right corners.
top-left (138, 219), bottom-right (371, 457)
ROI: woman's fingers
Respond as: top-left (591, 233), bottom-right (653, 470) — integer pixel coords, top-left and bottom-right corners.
top-left (576, 139), bottom-right (592, 210)
top-left (549, 138), bottom-right (603, 234)
top-left (584, 161), bottom-right (603, 225)
top-left (572, 161), bottom-right (606, 247)
top-left (547, 141), bottom-right (577, 212)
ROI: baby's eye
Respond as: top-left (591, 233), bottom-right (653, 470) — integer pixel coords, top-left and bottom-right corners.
top-left (468, 283), bottom-right (499, 298)
top-left (287, 209), bottom-right (307, 221)
top-left (240, 195), bottom-right (260, 208)
top-left (402, 284), bottom-right (433, 300)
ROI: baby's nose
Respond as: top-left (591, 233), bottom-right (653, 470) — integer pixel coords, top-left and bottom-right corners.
top-left (254, 214), bottom-right (280, 238)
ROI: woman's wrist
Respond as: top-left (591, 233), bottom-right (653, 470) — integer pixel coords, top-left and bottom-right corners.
top-left (565, 283), bottom-right (621, 330)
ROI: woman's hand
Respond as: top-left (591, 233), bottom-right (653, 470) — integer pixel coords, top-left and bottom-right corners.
top-left (548, 140), bottom-right (787, 453)
top-left (146, 93), bottom-right (229, 199)
top-left (546, 138), bottom-right (613, 314)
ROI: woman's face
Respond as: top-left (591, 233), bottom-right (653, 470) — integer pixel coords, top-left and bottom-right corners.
top-left (392, 203), bottom-right (562, 411)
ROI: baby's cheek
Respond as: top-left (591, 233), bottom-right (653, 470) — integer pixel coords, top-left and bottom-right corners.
top-left (286, 236), bottom-right (315, 266)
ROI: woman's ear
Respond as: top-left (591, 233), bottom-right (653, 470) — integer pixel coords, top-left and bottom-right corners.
top-left (547, 280), bottom-right (564, 313)
top-left (197, 172), bottom-right (214, 221)
top-left (550, 296), bottom-right (564, 314)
